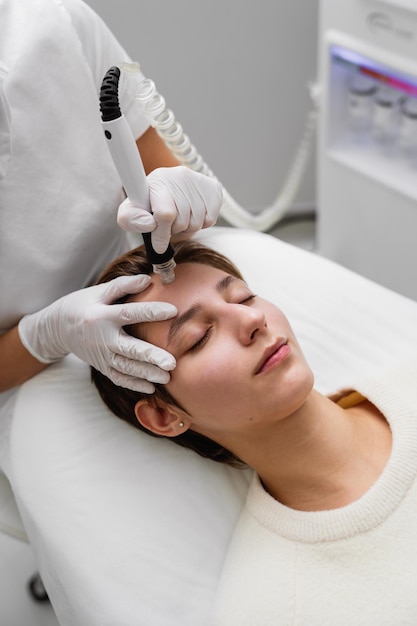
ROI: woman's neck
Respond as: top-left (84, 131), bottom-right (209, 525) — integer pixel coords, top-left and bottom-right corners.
top-left (239, 390), bottom-right (392, 512)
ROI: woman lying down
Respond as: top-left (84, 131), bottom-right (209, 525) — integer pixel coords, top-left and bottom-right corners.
top-left (91, 239), bottom-right (417, 626)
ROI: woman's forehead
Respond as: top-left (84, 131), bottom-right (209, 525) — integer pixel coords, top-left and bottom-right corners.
top-left (137, 263), bottom-right (229, 304)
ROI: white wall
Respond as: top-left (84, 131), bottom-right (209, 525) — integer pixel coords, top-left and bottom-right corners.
top-left (86, 0), bottom-right (319, 215)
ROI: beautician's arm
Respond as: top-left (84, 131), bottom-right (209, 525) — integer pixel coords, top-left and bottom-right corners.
top-left (0, 327), bottom-right (47, 392)
top-left (0, 128), bottom-right (179, 392)
top-left (0, 128), bottom-right (177, 393)
top-left (136, 126), bottom-right (180, 173)
top-left (0, 128), bottom-right (220, 394)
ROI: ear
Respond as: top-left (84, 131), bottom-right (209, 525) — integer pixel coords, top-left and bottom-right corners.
top-left (134, 400), bottom-right (189, 438)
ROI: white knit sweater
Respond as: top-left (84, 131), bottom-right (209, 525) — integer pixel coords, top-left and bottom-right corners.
top-left (212, 363), bottom-right (417, 625)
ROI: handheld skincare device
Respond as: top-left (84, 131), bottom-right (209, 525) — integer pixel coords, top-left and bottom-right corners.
top-left (100, 66), bottom-right (176, 284)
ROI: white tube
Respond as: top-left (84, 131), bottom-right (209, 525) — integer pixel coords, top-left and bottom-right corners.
top-left (120, 64), bottom-right (317, 232)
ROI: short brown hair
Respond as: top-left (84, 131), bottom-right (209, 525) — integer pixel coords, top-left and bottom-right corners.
top-left (91, 239), bottom-right (246, 468)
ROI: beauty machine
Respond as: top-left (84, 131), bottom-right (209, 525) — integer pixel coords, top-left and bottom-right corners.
top-left (317, 0), bottom-right (417, 300)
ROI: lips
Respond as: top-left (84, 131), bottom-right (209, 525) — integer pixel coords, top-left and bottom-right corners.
top-left (255, 339), bottom-right (289, 375)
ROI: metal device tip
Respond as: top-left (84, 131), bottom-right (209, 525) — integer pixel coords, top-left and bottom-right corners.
top-left (154, 259), bottom-right (176, 284)
top-left (159, 268), bottom-right (176, 284)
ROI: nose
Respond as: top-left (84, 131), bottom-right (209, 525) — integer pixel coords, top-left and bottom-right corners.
top-left (234, 305), bottom-right (267, 345)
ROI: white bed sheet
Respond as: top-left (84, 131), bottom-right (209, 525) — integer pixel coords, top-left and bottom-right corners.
top-left (6, 227), bottom-right (417, 625)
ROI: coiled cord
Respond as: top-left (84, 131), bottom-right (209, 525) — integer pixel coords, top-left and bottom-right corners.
top-left (121, 64), bottom-right (317, 231)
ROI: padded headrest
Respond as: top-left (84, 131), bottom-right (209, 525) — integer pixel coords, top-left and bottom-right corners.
top-left (8, 228), bottom-right (417, 625)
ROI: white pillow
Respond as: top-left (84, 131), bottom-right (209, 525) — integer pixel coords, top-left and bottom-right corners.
top-left (9, 228), bottom-right (417, 625)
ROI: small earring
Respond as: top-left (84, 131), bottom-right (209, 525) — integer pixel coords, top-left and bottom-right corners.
top-left (178, 421), bottom-right (184, 428)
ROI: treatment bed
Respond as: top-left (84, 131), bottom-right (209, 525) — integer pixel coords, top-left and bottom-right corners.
top-left (2, 227), bottom-right (417, 625)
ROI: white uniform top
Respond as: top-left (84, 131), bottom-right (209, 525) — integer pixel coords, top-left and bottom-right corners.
top-left (0, 0), bottom-right (149, 333)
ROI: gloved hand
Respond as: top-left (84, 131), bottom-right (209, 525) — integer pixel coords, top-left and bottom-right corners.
top-left (117, 166), bottom-right (223, 253)
top-left (18, 275), bottom-right (177, 393)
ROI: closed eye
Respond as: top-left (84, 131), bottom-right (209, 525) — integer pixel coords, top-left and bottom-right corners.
top-left (188, 296), bottom-right (255, 352)
top-left (189, 327), bottom-right (211, 352)
top-left (240, 294), bottom-right (256, 304)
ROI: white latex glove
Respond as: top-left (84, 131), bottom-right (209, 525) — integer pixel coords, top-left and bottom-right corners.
top-left (117, 166), bottom-right (223, 253)
top-left (18, 275), bottom-right (177, 393)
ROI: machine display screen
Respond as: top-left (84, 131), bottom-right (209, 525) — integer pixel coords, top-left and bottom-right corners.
top-left (331, 44), bottom-right (417, 98)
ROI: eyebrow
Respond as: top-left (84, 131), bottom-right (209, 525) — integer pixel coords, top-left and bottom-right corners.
top-left (166, 274), bottom-right (238, 347)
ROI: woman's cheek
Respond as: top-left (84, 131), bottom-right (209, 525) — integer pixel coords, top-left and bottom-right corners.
top-left (168, 348), bottom-right (232, 397)
top-left (204, 354), bottom-right (234, 384)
